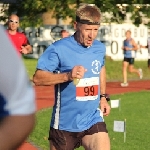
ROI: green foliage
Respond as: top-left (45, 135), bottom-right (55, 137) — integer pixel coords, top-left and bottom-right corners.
top-left (28, 91), bottom-right (150, 150)
top-left (0, 0), bottom-right (150, 28)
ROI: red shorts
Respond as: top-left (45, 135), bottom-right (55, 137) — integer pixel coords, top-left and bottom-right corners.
top-left (48, 122), bottom-right (108, 150)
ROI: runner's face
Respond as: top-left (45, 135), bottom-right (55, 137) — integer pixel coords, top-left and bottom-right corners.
top-left (8, 15), bottom-right (19, 31)
top-left (76, 23), bottom-right (100, 47)
top-left (125, 31), bottom-right (131, 39)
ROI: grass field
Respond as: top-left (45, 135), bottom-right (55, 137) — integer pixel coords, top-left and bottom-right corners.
top-left (29, 91), bottom-right (150, 150)
top-left (23, 57), bottom-right (150, 81)
top-left (23, 58), bottom-right (38, 80)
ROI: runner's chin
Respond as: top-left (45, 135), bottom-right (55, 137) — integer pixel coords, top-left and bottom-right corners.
top-left (85, 40), bottom-right (93, 47)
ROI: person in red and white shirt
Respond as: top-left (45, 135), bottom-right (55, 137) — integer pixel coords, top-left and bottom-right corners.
top-left (7, 14), bottom-right (32, 55)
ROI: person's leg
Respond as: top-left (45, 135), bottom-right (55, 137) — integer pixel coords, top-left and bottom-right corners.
top-left (82, 122), bottom-right (110, 150)
top-left (50, 140), bottom-right (57, 150)
top-left (121, 58), bottom-right (129, 87)
top-left (122, 61), bottom-right (129, 83)
top-left (128, 65), bottom-right (139, 75)
top-left (82, 132), bottom-right (110, 150)
top-left (128, 58), bottom-right (143, 79)
top-left (127, 58), bottom-right (143, 79)
top-left (129, 65), bottom-right (143, 79)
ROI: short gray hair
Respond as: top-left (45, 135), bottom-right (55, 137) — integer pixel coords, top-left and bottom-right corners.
top-left (76, 4), bottom-right (101, 25)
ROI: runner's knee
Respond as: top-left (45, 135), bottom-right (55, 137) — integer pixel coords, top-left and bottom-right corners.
top-left (82, 132), bottom-right (110, 150)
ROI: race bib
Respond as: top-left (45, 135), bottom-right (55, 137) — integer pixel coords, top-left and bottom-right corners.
top-left (76, 77), bottom-right (99, 101)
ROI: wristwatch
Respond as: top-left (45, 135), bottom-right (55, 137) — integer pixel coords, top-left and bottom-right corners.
top-left (100, 94), bottom-right (110, 101)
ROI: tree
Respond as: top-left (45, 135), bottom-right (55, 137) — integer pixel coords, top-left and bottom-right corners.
top-left (0, 0), bottom-right (150, 28)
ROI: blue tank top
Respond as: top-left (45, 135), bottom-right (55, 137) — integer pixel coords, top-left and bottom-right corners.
top-left (123, 38), bottom-right (135, 58)
top-left (37, 35), bottom-right (106, 132)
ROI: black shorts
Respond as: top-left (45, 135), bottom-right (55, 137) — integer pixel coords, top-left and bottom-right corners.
top-left (123, 57), bottom-right (134, 65)
top-left (48, 122), bottom-right (108, 150)
top-left (148, 59), bottom-right (150, 67)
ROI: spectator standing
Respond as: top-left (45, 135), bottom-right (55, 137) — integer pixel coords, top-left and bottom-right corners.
top-left (7, 14), bottom-right (32, 55)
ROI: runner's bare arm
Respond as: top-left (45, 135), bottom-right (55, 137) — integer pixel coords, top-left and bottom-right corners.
top-left (99, 66), bottom-right (111, 116)
top-left (131, 39), bottom-right (138, 50)
top-left (100, 66), bottom-right (106, 95)
top-left (33, 69), bottom-right (72, 86)
top-left (140, 44), bottom-right (148, 48)
top-left (33, 66), bottom-right (87, 86)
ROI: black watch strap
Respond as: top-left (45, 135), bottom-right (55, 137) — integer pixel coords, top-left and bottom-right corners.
top-left (100, 94), bottom-right (110, 101)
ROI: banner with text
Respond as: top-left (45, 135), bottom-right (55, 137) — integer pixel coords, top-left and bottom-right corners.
top-left (23, 24), bottom-right (148, 60)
